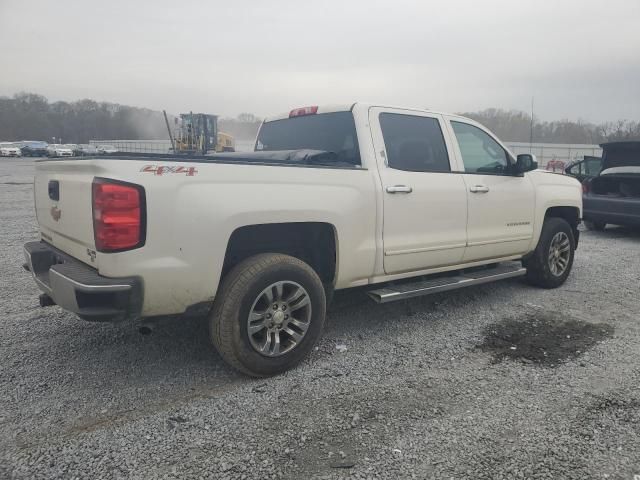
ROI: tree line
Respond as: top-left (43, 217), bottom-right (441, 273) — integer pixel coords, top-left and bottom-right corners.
top-left (461, 108), bottom-right (640, 144)
top-left (0, 93), bottom-right (172, 143)
top-left (0, 92), bottom-right (263, 144)
top-left (0, 92), bottom-right (638, 144)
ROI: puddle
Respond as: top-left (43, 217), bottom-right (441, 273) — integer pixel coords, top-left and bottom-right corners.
top-left (476, 311), bottom-right (614, 367)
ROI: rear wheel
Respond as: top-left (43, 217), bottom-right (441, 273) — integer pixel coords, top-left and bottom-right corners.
top-left (524, 217), bottom-right (575, 288)
top-left (209, 253), bottom-right (326, 377)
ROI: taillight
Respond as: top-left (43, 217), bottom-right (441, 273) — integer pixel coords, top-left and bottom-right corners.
top-left (582, 180), bottom-right (590, 194)
top-left (92, 178), bottom-right (145, 252)
top-left (289, 106), bottom-right (318, 117)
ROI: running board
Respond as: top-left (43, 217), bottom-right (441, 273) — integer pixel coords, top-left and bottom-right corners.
top-left (367, 263), bottom-right (527, 304)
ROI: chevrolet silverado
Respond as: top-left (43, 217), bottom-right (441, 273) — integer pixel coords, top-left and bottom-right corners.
top-left (24, 103), bottom-right (583, 376)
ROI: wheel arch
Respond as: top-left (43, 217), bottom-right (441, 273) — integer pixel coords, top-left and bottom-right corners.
top-left (545, 206), bottom-right (581, 248)
top-left (220, 222), bottom-right (338, 291)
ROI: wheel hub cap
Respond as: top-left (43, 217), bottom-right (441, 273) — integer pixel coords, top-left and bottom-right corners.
top-left (273, 310), bottom-right (285, 325)
top-left (247, 281), bottom-right (312, 357)
top-left (548, 232), bottom-right (570, 276)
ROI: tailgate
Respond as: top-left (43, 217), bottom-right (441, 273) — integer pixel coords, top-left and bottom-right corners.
top-left (34, 159), bottom-right (101, 267)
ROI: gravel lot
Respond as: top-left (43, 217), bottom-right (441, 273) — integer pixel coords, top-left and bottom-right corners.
top-left (1, 158), bottom-right (639, 479)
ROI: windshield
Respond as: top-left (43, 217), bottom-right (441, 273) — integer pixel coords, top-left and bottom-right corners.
top-left (255, 111), bottom-right (360, 165)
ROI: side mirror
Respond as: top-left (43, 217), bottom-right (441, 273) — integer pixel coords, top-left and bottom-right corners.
top-left (515, 154), bottom-right (538, 174)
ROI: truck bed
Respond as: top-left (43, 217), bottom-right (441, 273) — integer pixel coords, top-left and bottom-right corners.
top-left (39, 150), bottom-right (361, 169)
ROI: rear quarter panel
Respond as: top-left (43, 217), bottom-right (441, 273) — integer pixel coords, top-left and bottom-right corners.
top-left (95, 160), bottom-right (378, 316)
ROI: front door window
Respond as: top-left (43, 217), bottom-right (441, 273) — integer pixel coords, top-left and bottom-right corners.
top-left (451, 121), bottom-right (510, 174)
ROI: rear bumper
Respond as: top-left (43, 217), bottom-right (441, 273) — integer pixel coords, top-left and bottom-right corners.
top-left (583, 195), bottom-right (640, 226)
top-left (23, 241), bottom-right (143, 321)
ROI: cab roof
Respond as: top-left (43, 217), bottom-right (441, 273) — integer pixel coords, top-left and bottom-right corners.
top-left (263, 102), bottom-right (464, 123)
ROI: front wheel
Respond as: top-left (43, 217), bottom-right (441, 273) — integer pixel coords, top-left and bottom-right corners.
top-left (209, 253), bottom-right (326, 377)
top-left (524, 217), bottom-right (575, 288)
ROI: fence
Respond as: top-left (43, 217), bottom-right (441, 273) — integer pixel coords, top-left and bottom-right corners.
top-left (89, 140), bottom-right (173, 154)
top-left (504, 142), bottom-right (602, 170)
top-left (89, 139), bottom-right (256, 154)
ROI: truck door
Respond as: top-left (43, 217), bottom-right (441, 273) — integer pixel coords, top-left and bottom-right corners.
top-left (369, 107), bottom-right (468, 274)
top-left (445, 117), bottom-right (535, 261)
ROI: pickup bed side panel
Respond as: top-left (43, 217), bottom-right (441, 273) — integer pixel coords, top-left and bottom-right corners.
top-left (92, 161), bottom-right (378, 316)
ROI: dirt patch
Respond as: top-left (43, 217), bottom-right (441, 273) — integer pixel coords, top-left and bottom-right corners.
top-left (477, 311), bottom-right (614, 367)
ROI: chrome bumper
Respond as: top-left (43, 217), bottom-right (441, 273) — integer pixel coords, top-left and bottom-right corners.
top-left (23, 241), bottom-right (142, 322)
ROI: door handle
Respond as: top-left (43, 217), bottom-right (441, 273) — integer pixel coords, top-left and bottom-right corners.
top-left (469, 185), bottom-right (490, 193)
top-left (386, 185), bottom-right (413, 194)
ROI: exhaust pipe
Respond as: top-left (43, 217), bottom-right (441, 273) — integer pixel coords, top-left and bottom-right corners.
top-left (39, 294), bottom-right (56, 307)
top-left (138, 322), bottom-right (154, 335)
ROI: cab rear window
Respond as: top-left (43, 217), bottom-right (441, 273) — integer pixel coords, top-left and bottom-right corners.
top-left (255, 112), bottom-right (361, 166)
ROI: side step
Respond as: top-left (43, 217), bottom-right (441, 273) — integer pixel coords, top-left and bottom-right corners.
top-left (368, 263), bottom-right (527, 304)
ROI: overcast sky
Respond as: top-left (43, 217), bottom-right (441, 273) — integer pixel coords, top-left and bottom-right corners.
top-left (1, 0), bottom-right (639, 122)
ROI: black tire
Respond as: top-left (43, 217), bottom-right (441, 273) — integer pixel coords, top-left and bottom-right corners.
top-left (524, 217), bottom-right (575, 289)
top-left (584, 220), bottom-right (606, 231)
top-left (209, 253), bottom-right (326, 377)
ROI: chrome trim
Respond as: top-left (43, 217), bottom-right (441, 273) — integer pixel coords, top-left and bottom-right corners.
top-left (48, 268), bottom-right (132, 292)
top-left (386, 185), bottom-right (413, 194)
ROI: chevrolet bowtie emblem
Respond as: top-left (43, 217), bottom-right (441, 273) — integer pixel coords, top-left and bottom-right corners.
top-left (50, 206), bottom-right (62, 222)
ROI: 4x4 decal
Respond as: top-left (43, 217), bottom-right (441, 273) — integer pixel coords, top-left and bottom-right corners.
top-left (140, 165), bottom-right (198, 176)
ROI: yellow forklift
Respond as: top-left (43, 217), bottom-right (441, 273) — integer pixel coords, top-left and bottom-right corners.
top-left (163, 111), bottom-right (235, 155)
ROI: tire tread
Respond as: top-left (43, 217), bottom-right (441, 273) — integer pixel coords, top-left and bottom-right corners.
top-left (524, 217), bottom-right (575, 289)
top-left (210, 253), bottom-right (324, 377)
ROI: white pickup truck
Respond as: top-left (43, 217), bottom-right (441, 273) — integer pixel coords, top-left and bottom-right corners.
top-left (24, 103), bottom-right (582, 376)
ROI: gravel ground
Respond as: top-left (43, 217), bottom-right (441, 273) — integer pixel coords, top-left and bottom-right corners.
top-left (1, 158), bottom-right (639, 479)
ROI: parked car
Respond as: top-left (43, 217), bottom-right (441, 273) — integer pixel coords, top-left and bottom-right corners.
top-left (565, 155), bottom-right (602, 183)
top-left (73, 144), bottom-right (99, 156)
top-left (23, 103), bottom-right (582, 377)
top-left (46, 144), bottom-right (74, 158)
top-left (582, 141), bottom-right (640, 230)
top-left (20, 141), bottom-right (49, 157)
top-left (0, 142), bottom-right (23, 157)
top-left (96, 144), bottom-right (118, 154)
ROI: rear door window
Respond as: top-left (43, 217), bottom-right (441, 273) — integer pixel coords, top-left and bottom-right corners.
top-left (379, 113), bottom-right (451, 172)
